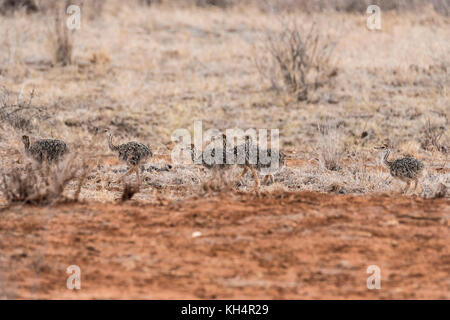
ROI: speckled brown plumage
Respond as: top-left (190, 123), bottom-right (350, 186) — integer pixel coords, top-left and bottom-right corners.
top-left (190, 134), bottom-right (233, 170)
top-left (387, 155), bottom-right (424, 180)
top-left (190, 134), bottom-right (285, 190)
top-left (22, 135), bottom-right (69, 163)
top-left (235, 136), bottom-right (286, 188)
top-left (107, 132), bottom-right (152, 183)
top-left (375, 144), bottom-right (424, 193)
top-left (238, 137), bottom-right (286, 170)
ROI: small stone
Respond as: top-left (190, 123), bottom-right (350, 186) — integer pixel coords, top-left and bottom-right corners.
top-left (386, 219), bottom-right (399, 226)
top-left (192, 231), bottom-right (202, 238)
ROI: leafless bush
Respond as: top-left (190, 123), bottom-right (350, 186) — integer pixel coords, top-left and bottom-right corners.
top-left (421, 118), bottom-right (448, 153)
top-left (0, 155), bottom-right (90, 205)
top-left (256, 19), bottom-right (337, 101)
top-left (314, 123), bottom-right (343, 171)
top-left (0, 87), bottom-right (47, 133)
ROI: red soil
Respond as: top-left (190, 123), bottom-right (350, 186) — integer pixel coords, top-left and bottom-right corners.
top-left (0, 192), bottom-right (448, 299)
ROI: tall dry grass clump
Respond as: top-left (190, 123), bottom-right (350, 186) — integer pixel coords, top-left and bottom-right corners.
top-left (0, 154), bottom-right (90, 205)
top-left (256, 18), bottom-right (337, 101)
top-left (421, 118), bottom-right (448, 153)
top-left (315, 123), bottom-right (343, 171)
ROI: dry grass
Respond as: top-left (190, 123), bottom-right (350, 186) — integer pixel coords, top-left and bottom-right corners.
top-left (0, 86), bottom-right (50, 135)
top-left (421, 117), bottom-right (448, 152)
top-left (314, 122), bottom-right (343, 171)
top-left (0, 154), bottom-right (89, 205)
top-left (256, 17), bottom-right (337, 100)
top-left (0, 1), bottom-right (448, 203)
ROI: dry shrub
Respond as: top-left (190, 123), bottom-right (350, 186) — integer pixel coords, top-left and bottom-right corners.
top-left (421, 118), bottom-right (448, 153)
top-left (314, 123), bottom-right (343, 171)
top-left (256, 18), bottom-right (337, 101)
top-left (0, 87), bottom-right (47, 133)
top-left (0, 155), bottom-right (90, 205)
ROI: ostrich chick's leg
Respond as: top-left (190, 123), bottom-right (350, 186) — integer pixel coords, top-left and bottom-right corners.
top-left (249, 165), bottom-right (260, 192)
top-left (263, 174), bottom-right (274, 185)
top-left (120, 166), bottom-right (136, 182)
top-left (237, 166), bottom-right (248, 185)
top-left (403, 180), bottom-right (411, 194)
top-left (413, 178), bottom-right (419, 194)
top-left (135, 166), bottom-right (141, 185)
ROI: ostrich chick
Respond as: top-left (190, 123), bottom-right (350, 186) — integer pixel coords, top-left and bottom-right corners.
top-left (107, 131), bottom-right (152, 184)
top-left (375, 144), bottom-right (424, 194)
top-left (22, 135), bottom-right (69, 164)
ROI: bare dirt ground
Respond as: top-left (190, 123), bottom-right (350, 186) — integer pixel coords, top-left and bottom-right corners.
top-left (0, 191), bottom-right (448, 299)
top-left (0, 1), bottom-right (449, 300)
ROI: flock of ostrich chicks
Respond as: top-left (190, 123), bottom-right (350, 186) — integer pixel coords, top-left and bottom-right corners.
top-left (20, 130), bottom-right (425, 195)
